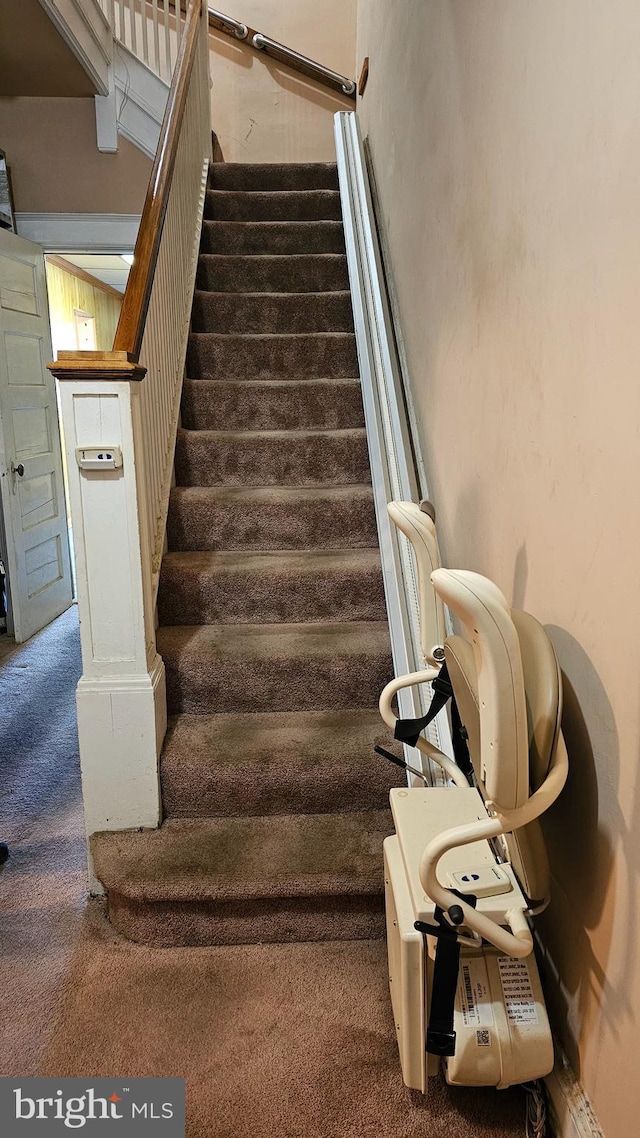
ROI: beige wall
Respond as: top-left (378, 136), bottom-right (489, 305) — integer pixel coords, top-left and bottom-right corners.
top-left (357, 1), bottom-right (640, 1132)
top-left (0, 1), bottom-right (356, 216)
top-left (0, 0), bottom-right (97, 97)
top-left (209, 1), bottom-right (357, 162)
top-left (0, 97), bottom-right (151, 214)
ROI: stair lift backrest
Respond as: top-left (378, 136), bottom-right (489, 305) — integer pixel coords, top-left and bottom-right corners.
top-left (444, 608), bottom-right (562, 905)
top-left (387, 501), bottom-right (446, 664)
top-left (431, 569), bottom-right (530, 812)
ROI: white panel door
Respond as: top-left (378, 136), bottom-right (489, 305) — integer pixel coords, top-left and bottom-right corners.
top-left (0, 229), bottom-right (73, 642)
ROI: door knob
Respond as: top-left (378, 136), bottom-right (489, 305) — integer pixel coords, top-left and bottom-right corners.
top-left (11, 463), bottom-right (24, 477)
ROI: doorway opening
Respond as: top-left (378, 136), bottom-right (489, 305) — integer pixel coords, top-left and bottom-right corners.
top-left (44, 252), bottom-right (132, 613)
top-left (0, 235), bottom-right (132, 647)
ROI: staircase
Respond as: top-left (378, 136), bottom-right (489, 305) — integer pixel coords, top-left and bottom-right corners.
top-left (91, 161), bottom-right (404, 947)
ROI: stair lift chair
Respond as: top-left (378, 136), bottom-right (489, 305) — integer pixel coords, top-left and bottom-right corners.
top-left (378, 502), bottom-right (568, 1092)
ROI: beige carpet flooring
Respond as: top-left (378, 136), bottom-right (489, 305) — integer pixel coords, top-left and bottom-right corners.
top-left (0, 609), bottom-right (525, 1136)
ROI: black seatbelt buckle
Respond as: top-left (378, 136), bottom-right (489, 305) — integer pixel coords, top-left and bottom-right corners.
top-left (426, 1028), bottom-right (457, 1057)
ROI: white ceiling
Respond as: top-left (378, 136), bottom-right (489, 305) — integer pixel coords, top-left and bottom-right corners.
top-left (60, 254), bottom-right (132, 295)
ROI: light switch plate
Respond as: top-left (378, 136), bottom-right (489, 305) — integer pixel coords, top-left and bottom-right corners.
top-left (76, 446), bottom-right (123, 471)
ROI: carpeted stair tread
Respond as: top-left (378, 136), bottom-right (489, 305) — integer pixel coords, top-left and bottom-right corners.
top-left (196, 253), bottom-right (349, 293)
top-left (157, 548), bottom-right (386, 625)
top-left (209, 162), bottom-right (339, 191)
top-left (161, 709), bottom-right (405, 818)
top-left (174, 427), bottom-right (371, 487)
top-left (187, 332), bottom-right (358, 381)
top-left (98, 158), bottom-right (402, 953)
top-left (92, 810), bottom-right (391, 903)
top-left (166, 484), bottom-right (378, 551)
top-left (190, 290), bottom-right (354, 333)
top-left (199, 220), bottom-right (346, 256)
top-left (180, 378), bottom-right (364, 431)
top-left (157, 620), bottom-right (393, 715)
top-left (205, 189), bottom-right (342, 223)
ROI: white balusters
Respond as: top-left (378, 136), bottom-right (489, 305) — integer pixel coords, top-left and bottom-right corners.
top-left (51, 1), bottom-right (211, 885)
top-left (104, 0), bottom-right (184, 83)
top-left (134, 10), bottom-right (210, 592)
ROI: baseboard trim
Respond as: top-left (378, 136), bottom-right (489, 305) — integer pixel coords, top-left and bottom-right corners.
top-left (15, 212), bottom-right (141, 252)
top-left (546, 1053), bottom-right (605, 1138)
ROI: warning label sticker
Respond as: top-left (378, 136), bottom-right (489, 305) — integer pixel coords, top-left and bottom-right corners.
top-left (497, 957), bottom-right (539, 1024)
top-left (457, 959), bottom-right (495, 1028)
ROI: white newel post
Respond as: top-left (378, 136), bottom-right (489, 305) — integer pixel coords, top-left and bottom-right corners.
top-left (54, 356), bottom-right (166, 892)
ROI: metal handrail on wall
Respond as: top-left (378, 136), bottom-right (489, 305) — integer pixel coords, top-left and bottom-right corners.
top-left (207, 6), bottom-right (246, 39)
top-left (251, 33), bottom-right (355, 97)
top-left (207, 6), bottom-right (356, 98)
top-left (101, 1), bottom-right (356, 99)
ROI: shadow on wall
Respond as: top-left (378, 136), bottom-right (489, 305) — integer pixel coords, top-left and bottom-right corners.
top-left (511, 543), bottom-right (528, 609)
top-left (435, 496), bottom-right (633, 1078)
top-left (536, 629), bottom-right (633, 1078)
top-left (209, 26), bottom-right (355, 120)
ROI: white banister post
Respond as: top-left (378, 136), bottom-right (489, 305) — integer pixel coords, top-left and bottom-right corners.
top-left (53, 354), bottom-right (166, 892)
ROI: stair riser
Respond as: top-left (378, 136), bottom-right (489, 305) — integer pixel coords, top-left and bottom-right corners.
top-left (187, 334), bottom-right (358, 381)
top-left (196, 255), bottom-right (349, 293)
top-left (209, 163), bottom-right (339, 191)
top-left (205, 190), bottom-right (342, 222)
top-left (157, 564), bottom-right (386, 626)
top-left (161, 730), bottom-right (403, 819)
top-left (191, 292), bottom-right (354, 334)
top-left (107, 893), bottom-right (385, 947)
top-left (166, 489), bottom-right (378, 551)
top-left (175, 431), bottom-right (371, 488)
top-left (96, 159), bottom-right (403, 954)
top-left (181, 380), bottom-right (364, 431)
top-left (161, 646), bottom-right (393, 715)
top-left (199, 221), bottom-right (346, 256)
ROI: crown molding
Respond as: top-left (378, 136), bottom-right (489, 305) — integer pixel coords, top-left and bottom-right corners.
top-left (15, 213), bottom-right (140, 252)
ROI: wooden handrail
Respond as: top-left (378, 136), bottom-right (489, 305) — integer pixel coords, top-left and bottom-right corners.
top-left (114, 0), bottom-right (204, 360)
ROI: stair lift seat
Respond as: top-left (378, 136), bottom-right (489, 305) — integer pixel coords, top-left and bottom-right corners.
top-left (379, 502), bottom-right (568, 1092)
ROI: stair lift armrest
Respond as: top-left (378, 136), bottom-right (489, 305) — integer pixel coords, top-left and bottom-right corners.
top-left (386, 501), bottom-right (447, 664)
top-left (488, 731), bottom-right (569, 832)
top-left (418, 735), bottom-right (568, 957)
top-left (379, 671), bottom-right (470, 789)
top-left (419, 817), bottom-right (534, 958)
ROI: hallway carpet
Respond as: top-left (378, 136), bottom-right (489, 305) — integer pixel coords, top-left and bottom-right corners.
top-left (0, 618), bottom-right (525, 1135)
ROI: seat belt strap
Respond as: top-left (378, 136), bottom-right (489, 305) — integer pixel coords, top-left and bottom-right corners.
top-left (394, 663), bottom-right (454, 747)
top-left (393, 663), bottom-right (474, 781)
top-left (423, 893), bottom-right (478, 1058)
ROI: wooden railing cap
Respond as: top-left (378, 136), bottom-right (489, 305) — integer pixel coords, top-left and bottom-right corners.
top-left (49, 351), bottom-right (147, 381)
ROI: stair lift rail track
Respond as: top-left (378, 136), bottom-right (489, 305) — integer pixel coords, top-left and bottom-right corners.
top-left (334, 111), bottom-right (454, 784)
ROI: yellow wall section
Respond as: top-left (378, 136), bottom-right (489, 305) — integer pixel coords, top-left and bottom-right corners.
top-left (45, 260), bottom-right (121, 356)
top-left (356, 2), bottom-right (639, 1134)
